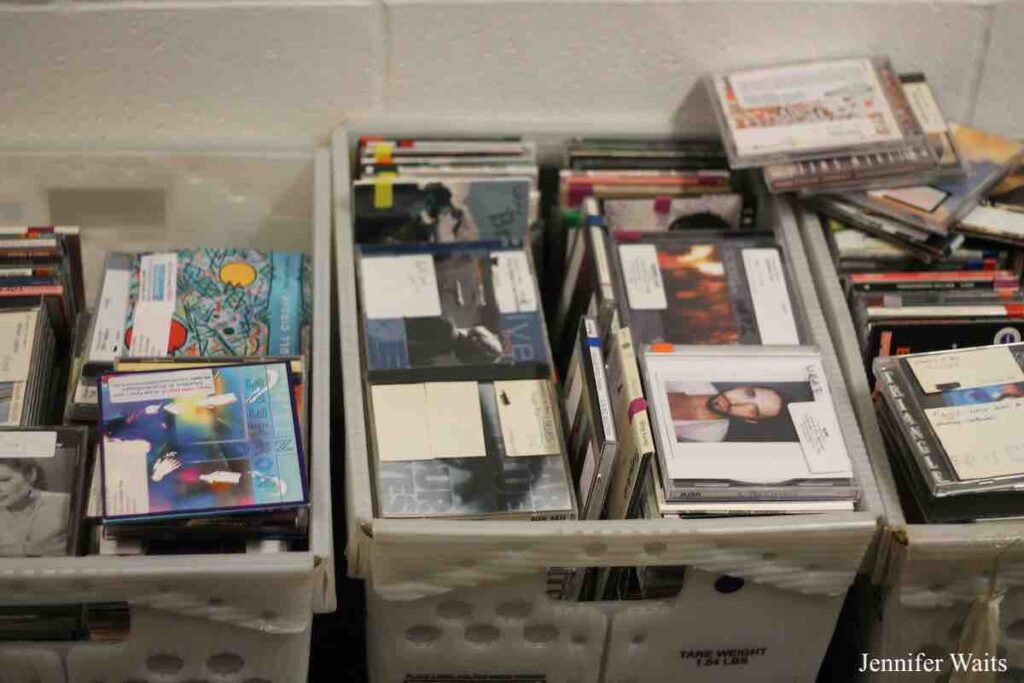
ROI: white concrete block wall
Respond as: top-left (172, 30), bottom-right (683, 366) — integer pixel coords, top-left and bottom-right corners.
top-left (0, 0), bottom-right (1019, 147)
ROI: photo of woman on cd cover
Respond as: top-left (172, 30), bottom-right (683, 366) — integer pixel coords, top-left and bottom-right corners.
top-left (665, 380), bottom-right (813, 443)
top-left (0, 456), bottom-right (72, 557)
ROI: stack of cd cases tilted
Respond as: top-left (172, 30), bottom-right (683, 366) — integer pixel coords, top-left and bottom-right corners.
top-left (875, 344), bottom-right (1024, 522)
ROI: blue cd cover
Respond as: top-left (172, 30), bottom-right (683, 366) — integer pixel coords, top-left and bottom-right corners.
top-left (98, 362), bottom-right (306, 521)
top-left (358, 243), bottom-right (551, 377)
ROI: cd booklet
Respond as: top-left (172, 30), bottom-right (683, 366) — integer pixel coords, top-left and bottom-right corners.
top-left (98, 362), bottom-right (306, 521)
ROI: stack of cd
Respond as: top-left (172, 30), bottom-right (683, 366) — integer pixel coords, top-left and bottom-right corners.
top-left (94, 361), bottom-right (309, 551)
top-left (354, 137), bottom-right (539, 245)
top-left (706, 57), bottom-right (958, 195)
top-left (874, 344), bottom-right (1024, 522)
top-left (67, 248), bottom-right (311, 424)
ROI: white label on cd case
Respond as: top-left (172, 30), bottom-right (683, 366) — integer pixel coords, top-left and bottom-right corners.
top-left (491, 251), bottom-right (538, 314)
top-left (903, 81), bottom-right (948, 134)
top-left (868, 186), bottom-right (948, 213)
top-left (371, 383), bottom-right (486, 462)
top-left (0, 310), bottom-right (35, 383)
top-left (102, 438), bottom-right (152, 516)
top-left (494, 379), bottom-right (561, 457)
top-left (788, 402), bottom-right (850, 474)
top-left (0, 431), bottom-right (57, 459)
top-left (106, 368), bottom-right (216, 404)
top-left (0, 238), bottom-right (57, 249)
top-left (75, 379), bottom-right (98, 405)
top-left (371, 384), bottom-right (432, 462)
top-left (619, 244), bottom-right (667, 311)
top-left (361, 255), bottom-right (442, 320)
top-left (128, 301), bottom-right (175, 357)
top-left (907, 346), bottom-right (1024, 394)
top-left (89, 267), bottom-right (131, 363)
top-left (137, 253), bottom-right (178, 303)
top-left (425, 382), bottom-right (486, 459)
top-left (963, 205), bottom-right (1024, 238)
top-left (925, 399), bottom-right (1024, 480)
top-left (742, 249), bottom-right (799, 345)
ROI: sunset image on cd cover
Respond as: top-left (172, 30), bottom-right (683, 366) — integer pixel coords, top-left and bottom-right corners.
top-left (657, 244), bottom-right (741, 344)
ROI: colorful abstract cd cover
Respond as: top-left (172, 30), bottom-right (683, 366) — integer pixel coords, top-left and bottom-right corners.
top-left (98, 362), bottom-right (306, 521)
top-left (123, 249), bottom-right (307, 359)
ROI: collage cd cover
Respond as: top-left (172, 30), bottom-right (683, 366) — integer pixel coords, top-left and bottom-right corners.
top-left (99, 362), bottom-right (305, 520)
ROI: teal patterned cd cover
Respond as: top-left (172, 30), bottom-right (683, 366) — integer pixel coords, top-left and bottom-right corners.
top-left (98, 362), bottom-right (306, 521)
top-left (123, 249), bottom-right (307, 359)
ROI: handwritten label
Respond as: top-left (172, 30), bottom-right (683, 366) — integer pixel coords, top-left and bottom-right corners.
top-left (0, 431), bottom-right (56, 459)
top-left (619, 244), bottom-right (667, 310)
top-left (926, 399), bottom-right (1024, 480)
top-left (361, 255), bottom-right (442, 319)
top-left (494, 380), bottom-right (560, 457)
top-left (491, 251), bottom-right (538, 314)
top-left (908, 346), bottom-right (1024, 394)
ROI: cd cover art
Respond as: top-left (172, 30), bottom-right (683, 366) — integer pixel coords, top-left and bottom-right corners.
top-left (98, 362), bottom-right (306, 521)
top-left (359, 244), bottom-right (549, 376)
top-left (617, 234), bottom-right (801, 347)
top-left (371, 379), bottom-right (575, 519)
top-left (643, 350), bottom-right (852, 485)
top-left (354, 177), bottom-right (531, 244)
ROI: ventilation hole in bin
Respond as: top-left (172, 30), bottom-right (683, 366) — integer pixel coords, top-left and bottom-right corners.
top-left (583, 542), bottom-right (606, 557)
top-left (714, 576), bottom-right (745, 594)
top-left (464, 624), bottom-right (500, 644)
top-left (496, 601), bottom-right (532, 620)
top-left (1007, 621), bottom-right (1024, 641)
top-left (207, 598), bottom-right (226, 607)
top-left (261, 611), bottom-right (279, 622)
top-left (146, 654), bottom-right (184, 675)
top-left (571, 634), bottom-right (588, 646)
top-left (206, 653), bottom-right (244, 674)
top-left (630, 633), bottom-right (647, 645)
top-left (436, 600), bottom-right (472, 621)
top-left (524, 624), bottom-right (559, 644)
top-left (406, 625), bottom-right (442, 644)
top-left (643, 542), bottom-right (667, 556)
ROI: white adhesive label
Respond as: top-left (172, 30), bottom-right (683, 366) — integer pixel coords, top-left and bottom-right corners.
top-left (619, 244), bottom-right (667, 310)
top-left (89, 267), bottom-right (131, 363)
top-left (742, 249), bottom-right (800, 345)
top-left (789, 402), bottom-right (850, 474)
top-left (106, 368), bottom-right (216, 404)
top-left (491, 251), bottom-right (538, 314)
top-left (361, 255), bottom-right (442, 319)
top-left (0, 310), bottom-right (36, 383)
top-left (0, 431), bottom-right (57, 459)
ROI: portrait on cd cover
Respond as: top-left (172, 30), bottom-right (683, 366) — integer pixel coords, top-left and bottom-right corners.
top-left (664, 380), bottom-right (813, 444)
top-left (0, 451), bottom-right (73, 557)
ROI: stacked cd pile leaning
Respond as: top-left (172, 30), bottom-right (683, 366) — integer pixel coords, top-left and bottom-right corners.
top-left (721, 57), bottom-right (1024, 523)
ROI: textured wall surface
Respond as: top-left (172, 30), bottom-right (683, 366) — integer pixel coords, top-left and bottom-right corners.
top-left (0, 0), bottom-right (1019, 147)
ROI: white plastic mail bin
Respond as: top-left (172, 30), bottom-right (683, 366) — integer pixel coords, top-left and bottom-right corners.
top-left (0, 147), bottom-right (335, 683)
top-left (334, 120), bottom-right (885, 683)
top-left (796, 202), bottom-right (1024, 681)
